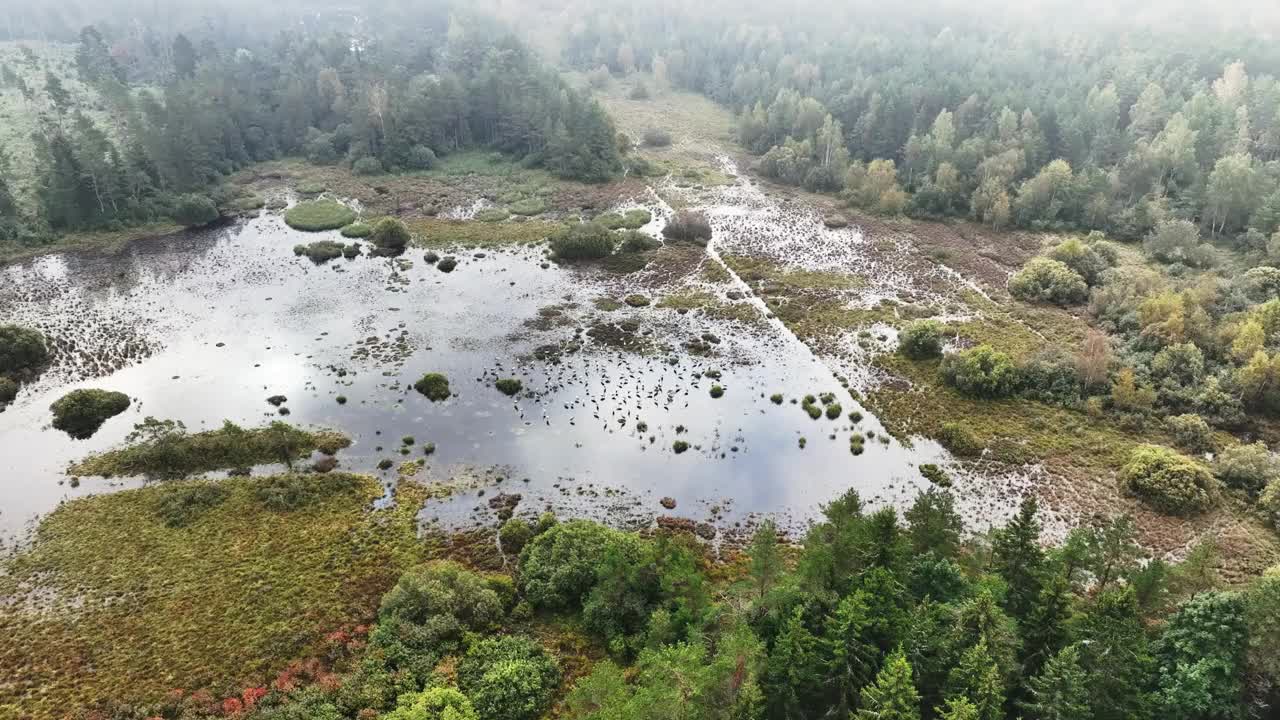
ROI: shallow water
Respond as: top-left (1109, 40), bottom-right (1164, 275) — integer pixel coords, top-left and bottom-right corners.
top-left (0, 180), bottom-right (1035, 541)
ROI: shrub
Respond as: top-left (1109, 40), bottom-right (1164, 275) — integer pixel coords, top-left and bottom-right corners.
top-left (710, 384), bottom-right (725, 398)
top-left (495, 378), bottom-right (523, 396)
top-left (1261, 480), bottom-right (1280, 528)
top-left (340, 222), bottom-right (372, 238)
top-left (510, 198), bottom-right (547, 216)
top-left (550, 222), bottom-right (616, 260)
top-left (624, 294), bottom-right (650, 307)
top-left (1145, 219), bottom-right (1213, 266)
top-left (381, 687), bottom-right (476, 720)
top-left (352, 156), bottom-right (384, 175)
top-left (898, 320), bottom-right (946, 360)
top-left (598, 209), bottom-right (652, 230)
top-left (50, 389), bottom-right (131, 439)
top-left (1047, 237), bottom-right (1110, 285)
top-left (369, 217), bottom-right (411, 251)
top-left (770, 393), bottom-right (784, 404)
top-left (457, 636), bottom-right (560, 720)
top-left (826, 402), bottom-right (843, 419)
top-left (1121, 444), bottom-right (1218, 515)
top-left (380, 560), bottom-right (503, 630)
top-left (937, 421), bottom-right (983, 457)
top-left (642, 128), bottom-right (670, 146)
top-left (662, 210), bottom-right (712, 244)
top-left (293, 240), bottom-right (345, 263)
top-left (940, 345), bottom-right (1018, 397)
top-left (253, 473), bottom-right (359, 511)
top-left (1008, 257), bottom-right (1088, 305)
top-left (0, 325), bottom-right (48, 375)
top-left (0, 376), bottom-right (16, 403)
top-left (477, 208), bottom-right (510, 222)
top-left (518, 520), bottom-right (639, 609)
top-left (618, 231), bottom-right (660, 253)
top-left (1166, 414), bottom-right (1214, 454)
top-left (630, 83), bottom-right (652, 101)
top-left (437, 257), bottom-right (458, 272)
top-left (1214, 442), bottom-right (1280, 494)
top-left (920, 464), bottom-right (951, 487)
top-left (499, 518), bottom-right (534, 555)
top-left (154, 481), bottom-right (230, 527)
top-left (414, 373), bottom-right (451, 401)
top-left (407, 145), bottom-right (437, 171)
top-left (171, 194), bottom-right (219, 226)
top-left (285, 200), bottom-right (357, 232)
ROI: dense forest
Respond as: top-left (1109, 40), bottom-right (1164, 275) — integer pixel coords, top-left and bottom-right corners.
top-left (557, 0), bottom-right (1280, 242)
top-left (0, 2), bottom-right (620, 245)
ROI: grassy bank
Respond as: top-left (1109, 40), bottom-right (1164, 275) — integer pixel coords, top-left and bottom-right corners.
top-left (0, 474), bottom-right (432, 718)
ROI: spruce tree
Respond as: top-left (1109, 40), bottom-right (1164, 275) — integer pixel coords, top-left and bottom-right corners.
top-left (1021, 645), bottom-right (1091, 720)
top-left (991, 496), bottom-right (1046, 622)
top-left (944, 640), bottom-right (1005, 720)
top-left (821, 591), bottom-right (881, 716)
top-left (856, 649), bottom-right (921, 720)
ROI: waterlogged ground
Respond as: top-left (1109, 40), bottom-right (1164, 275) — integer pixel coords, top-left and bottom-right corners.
top-left (0, 176), bottom-right (1041, 543)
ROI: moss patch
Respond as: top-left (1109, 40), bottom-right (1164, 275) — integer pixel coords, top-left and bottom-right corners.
top-left (284, 200), bottom-right (358, 232)
top-left (0, 476), bottom-right (430, 718)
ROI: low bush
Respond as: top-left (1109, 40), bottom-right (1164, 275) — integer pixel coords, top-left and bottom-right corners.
top-left (477, 208), bottom-right (510, 222)
top-left (415, 373), bottom-right (451, 401)
top-left (369, 217), bottom-right (411, 251)
top-left (1166, 413), bottom-right (1214, 454)
top-left (153, 481), bottom-right (231, 527)
top-left (457, 636), bottom-right (561, 720)
top-left (662, 210), bottom-right (712, 244)
top-left (1214, 442), bottom-right (1280, 494)
top-left (340, 222), bottom-right (372, 238)
top-left (171, 194), bottom-right (220, 226)
top-left (630, 83), bottom-right (652, 101)
top-left (0, 376), bottom-right (16, 403)
top-left (352, 157), bottom-right (384, 176)
top-left (496, 378), bottom-right (523, 396)
top-left (437, 257), bottom-right (458, 272)
top-left (618, 231), bottom-right (660, 253)
top-left (381, 687), bottom-right (477, 720)
top-left (937, 421), bottom-right (983, 457)
top-left (1008, 257), bottom-right (1088, 305)
top-left (598, 209), bottom-right (653, 230)
top-left (253, 473), bottom-right (360, 511)
top-left (642, 128), bottom-right (671, 146)
top-left (0, 325), bottom-right (48, 376)
top-left (510, 198), bottom-right (547, 216)
top-left (920, 464), bottom-right (951, 486)
top-left (1261, 480), bottom-right (1280, 528)
top-left (550, 222), bottom-right (616, 260)
top-left (293, 240), bottom-right (345, 263)
top-left (940, 345), bottom-right (1018, 397)
top-left (898, 320), bottom-right (946, 360)
top-left (285, 200), bottom-right (357, 232)
top-left (518, 520), bottom-right (640, 609)
top-left (50, 389), bottom-right (131, 439)
top-left (1121, 444), bottom-right (1218, 515)
top-left (710, 384), bottom-right (725, 398)
top-left (499, 518), bottom-right (535, 555)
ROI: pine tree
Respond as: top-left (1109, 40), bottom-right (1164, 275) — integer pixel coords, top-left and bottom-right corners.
top-left (821, 591), bottom-right (881, 717)
top-left (944, 641), bottom-right (1005, 720)
top-left (1021, 645), bottom-right (1091, 720)
top-left (856, 649), bottom-right (921, 720)
top-left (991, 496), bottom-right (1046, 622)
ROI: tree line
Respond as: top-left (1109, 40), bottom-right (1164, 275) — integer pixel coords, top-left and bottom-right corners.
top-left (2, 4), bottom-right (621, 246)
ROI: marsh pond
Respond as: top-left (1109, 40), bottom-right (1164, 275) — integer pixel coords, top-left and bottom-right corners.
top-left (0, 167), bottom-right (1041, 542)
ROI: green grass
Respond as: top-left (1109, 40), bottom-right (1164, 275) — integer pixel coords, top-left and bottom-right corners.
top-left (340, 222), bottom-right (373, 238)
top-left (284, 200), bottom-right (358, 232)
top-left (70, 420), bottom-right (350, 479)
top-left (0, 475), bottom-right (432, 718)
top-left (406, 217), bottom-right (565, 249)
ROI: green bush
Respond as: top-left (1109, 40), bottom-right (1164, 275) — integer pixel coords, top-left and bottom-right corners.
top-left (642, 128), bottom-right (671, 147)
top-left (662, 210), bottom-right (712, 244)
top-left (415, 373), bottom-right (451, 401)
top-left (618, 231), bottom-right (660, 253)
top-left (898, 320), bottom-right (946, 360)
top-left (598, 209), bottom-right (652, 230)
top-left (285, 200), bottom-right (357, 231)
top-left (340, 222), bottom-right (372, 238)
top-left (710, 384), bottom-right (725, 398)
top-left (495, 378), bottom-right (523, 396)
top-left (1047, 237), bottom-right (1110, 285)
top-left (510, 198), bottom-right (547, 216)
top-left (550, 222), bottom-right (616, 260)
top-left (50, 389), bottom-right (131, 439)
top-left (380, 560), bottom-right (504, 630)
top-left (1214, 442), bottom-right (1280, 494)
top-left (352, 156), bottom-right (384, 175)
top-left (1008, 257), bottom-right (1088, 305)
top-left (171, 194), bottom-right (219, 226)
top-left (937, 421), bottom-right (983, 457)
top-left (920, 464), bottom-right (951, 486)
top-left (0, 325), bottom-right (48, 375)
top-left (1261, 480), bottom-right (1280, 528)
top-left (381, 687), bottom-right (476, 720)
top-left (293, 240), bottom-right (345, 263)
top-left (940, 345), bottom-right (1018, 397)
top-left (499, 518), bottom-right (534, 556)
top-left (457, 636), bottom-right (560, 720)
top-left (154, 481), bottom-right (230, 527)
top-left (1121, 444), bottom-right (1218, 515)
top-left (253, 473), bottom-right (359, 511)
top-left (0, 376), bottom-right (16, 403)
top-left (370, 217), bottom-right (411, 251)
top-left (407, 145), bottom-right (438, 171)
top-left (518, 520), bottom-right (639, 610)
top-left (1166, 413), bottom-right (1214, 454)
